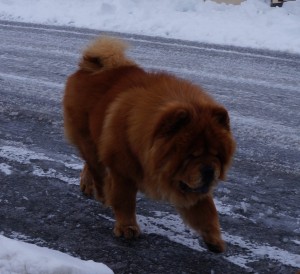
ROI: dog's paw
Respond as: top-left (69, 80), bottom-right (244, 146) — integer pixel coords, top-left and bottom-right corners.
top-left (80, 180), bottom-right (94, 197)
top-left (80, 165), bottom-right (95, 197)
top-left (204, 239), bottom-right (226, 253)
top-left (113, 224), bottom-right (141, 239)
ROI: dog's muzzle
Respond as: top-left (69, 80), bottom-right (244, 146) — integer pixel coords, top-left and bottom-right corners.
top-left (179, 166), bottom-right (215, 194)
top-left (179, 181), bottom-right (210, 194)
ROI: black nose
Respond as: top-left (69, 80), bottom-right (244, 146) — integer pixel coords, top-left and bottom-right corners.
top-left (201, 166), bottom-right (215, 183)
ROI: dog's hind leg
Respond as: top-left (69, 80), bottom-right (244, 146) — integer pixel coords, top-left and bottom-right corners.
top-left (76, 132), bottom-right (106, 203)
top-left (80, 164), bottom-right (94, 197)
top-left (80, 162), bottom-right (106, 203)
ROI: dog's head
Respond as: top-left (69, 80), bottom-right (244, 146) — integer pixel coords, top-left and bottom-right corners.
top-left (148, 102), bottom-right (236, 205)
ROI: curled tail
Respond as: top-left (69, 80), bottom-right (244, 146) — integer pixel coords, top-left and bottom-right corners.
top-left (79, 36), bottom-right (136, 72)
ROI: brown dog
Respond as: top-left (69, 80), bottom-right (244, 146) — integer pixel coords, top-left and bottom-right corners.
top-left (63, 37), bottom-right (235, 253)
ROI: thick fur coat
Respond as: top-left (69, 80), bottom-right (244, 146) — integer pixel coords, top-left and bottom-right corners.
top-left (63, 37), bottom-right (235, 253)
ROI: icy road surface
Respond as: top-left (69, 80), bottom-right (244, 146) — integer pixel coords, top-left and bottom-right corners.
top-left (0, 21), bottom-right (299, 274)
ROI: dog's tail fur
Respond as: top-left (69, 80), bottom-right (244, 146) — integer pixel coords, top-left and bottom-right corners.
top-left (79, 36), bottom-right (136, 72)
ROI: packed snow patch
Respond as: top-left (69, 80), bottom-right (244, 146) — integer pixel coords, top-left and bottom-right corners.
top-left (0, 145), bottom-right (52, 164)
top-left (0, 145), bottom-right (82, 184)
top-left (0, 163), bottom-right (12, 175)
top-left (0, 0), bottom-right (299, 53)
top-left (99, 210), bottom-right (300, 270)
top-left (32, 165), bottom-right (79, 185)
top-left (0, 235), bottom-right (113, 274)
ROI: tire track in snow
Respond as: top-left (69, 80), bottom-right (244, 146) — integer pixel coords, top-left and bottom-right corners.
top-left (0, 72), bottom-right (64, 90)
top-left (1, 144), bottom-right (300, 270)
top-left (1, 20), bottom-right (299, 273)
top-left (138, 214), bottom-right (300, 270)
top-left (0, 21), bottom-right (295, 63)
top-left (144, 64), bottom-right (300, 94)
top-left (99, 212), bottom-right (300, 271)
top-left (0, 144), bottom-right (82, 185)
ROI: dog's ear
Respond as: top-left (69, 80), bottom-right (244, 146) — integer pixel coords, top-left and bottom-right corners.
top-left (213, 107), bottom-right (230, 130)
top-left (155, 107), bottom-right (190, 138)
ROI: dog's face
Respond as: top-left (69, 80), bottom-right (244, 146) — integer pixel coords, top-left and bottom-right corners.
top-left (148, 103), bottom-right (235, 205)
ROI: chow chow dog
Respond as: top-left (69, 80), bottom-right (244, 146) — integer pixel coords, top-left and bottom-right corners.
top-left (63, 37), bottom-right (235, 253)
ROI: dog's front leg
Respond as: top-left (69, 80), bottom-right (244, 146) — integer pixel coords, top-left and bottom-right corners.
top-left (104, 172), bottom-right (140, 239)
top-left (176, 195), bottom-right (225, 253)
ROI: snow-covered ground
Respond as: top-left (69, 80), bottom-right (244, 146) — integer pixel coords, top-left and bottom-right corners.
top-left (0, 235), bottom-right (113, 274)
top-left (0, 0), bottom-right (299, 54)
top-left (0, 145), bottom-right (112, 273)
top-left (0, 0), bottom-right (299, 273)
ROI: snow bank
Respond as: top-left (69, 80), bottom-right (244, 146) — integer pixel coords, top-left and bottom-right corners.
top-left (0, 0), bottom-right (299, 53)
top-left (0, 235), bottom-right (113, 274)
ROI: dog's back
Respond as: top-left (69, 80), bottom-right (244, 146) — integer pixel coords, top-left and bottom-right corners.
top-left (63, 36), bottom-right (140, 154)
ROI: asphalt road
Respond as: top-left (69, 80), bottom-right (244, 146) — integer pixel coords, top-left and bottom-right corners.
top-left (0, 20), bottom-right (299, 274)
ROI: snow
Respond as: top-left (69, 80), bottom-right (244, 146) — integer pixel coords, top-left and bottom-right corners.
top-left (146, 211), bottom-right (300, 269)
top-left (0, 235), bottom-right (113, 274)
top-left (0, 145), bottom-right (52, 164)
top-left (99, 208), bottom-right (300, 271)
top-left (1, 139), bottom-right (299, 270)
top-left (32, 165), bottom-right (79, 185)
top-left (0, 144), bottom-right (81, 184)
top-left (0, 163), bottom-right (12, 175)
top-left (0, 1), bottom-right (299, 272)
top-left (0, 0), bottom-right (299, 54)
